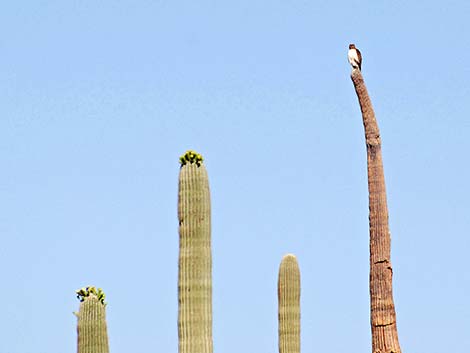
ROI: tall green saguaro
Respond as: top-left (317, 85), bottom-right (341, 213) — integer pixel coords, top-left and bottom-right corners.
top-left (75, 286), bottom-right (109, 353)
top-left (278, 254), bottom-right (301, 353)
top-left (178, 150), bottom-right (213, 353)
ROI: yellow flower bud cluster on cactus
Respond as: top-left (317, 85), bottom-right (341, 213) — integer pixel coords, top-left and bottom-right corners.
top-left (76, 286), bottom-right (106, 305)
top-left (179, 150), bottom-right (204, 167)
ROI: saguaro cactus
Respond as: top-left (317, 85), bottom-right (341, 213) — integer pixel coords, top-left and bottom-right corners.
top-left (278, 254), bottom-right (301, 353)
top-left (178, 150), bottom-right (213, 353)
top-left (350, 67), bottom-right (402, 353)
top-left (75, 286), bottom-right (109, 353)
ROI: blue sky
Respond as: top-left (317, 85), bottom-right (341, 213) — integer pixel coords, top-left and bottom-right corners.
top-left (1, 1), bottom-right (469, 352)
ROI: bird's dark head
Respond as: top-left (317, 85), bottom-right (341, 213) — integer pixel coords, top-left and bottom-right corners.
top-left (349, 44), bottom-right (356, 49)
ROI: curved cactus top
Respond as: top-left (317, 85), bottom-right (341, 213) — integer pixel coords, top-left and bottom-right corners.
top-left (76, 286), bottom-right (106, 305)
top-left (179, 150), bottom-right (204, 167)
top-left (281, 253), bottom-right (298, 264)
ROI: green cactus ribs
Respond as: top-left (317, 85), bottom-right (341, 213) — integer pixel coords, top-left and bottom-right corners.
top-left (75, 285), bottom-right (110, 353)
top-left (178, 150), bottom-right (212, 353)
top-left (179, 150), bottom-right (204, 167)
top-left (76, 286), bottom-right (106, 305)
top-left (278, 254), bottom-right (301, 353)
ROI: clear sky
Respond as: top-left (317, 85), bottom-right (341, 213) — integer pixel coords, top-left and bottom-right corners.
top-left (1, 1), bottom-right (469, 353)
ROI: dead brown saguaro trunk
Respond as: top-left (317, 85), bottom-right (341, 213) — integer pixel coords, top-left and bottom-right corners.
top-left (350, 69), bottom-right (402, 353)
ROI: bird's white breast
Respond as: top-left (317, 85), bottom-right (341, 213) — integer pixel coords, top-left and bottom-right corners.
top-left (348, 48), bottom-right (358, 65)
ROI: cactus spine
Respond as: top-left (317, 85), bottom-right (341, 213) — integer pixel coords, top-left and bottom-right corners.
top-left (278, 254), bottom-right (301, 353)
top-left (178, 150), bottom-right (213, 353)
top-left (75, 286), bottom-right (109, 353)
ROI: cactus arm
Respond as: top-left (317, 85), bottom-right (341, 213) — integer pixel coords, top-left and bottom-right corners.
top-left (278, 254), bottom-right (301, 353)
top-left (75, 286), bottom-right (109, 353)
top-left (177, 151), bottom-right (213, 353)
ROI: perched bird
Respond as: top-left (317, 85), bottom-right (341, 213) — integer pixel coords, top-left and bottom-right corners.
top-left (348, 44), bottom-right (362, 70)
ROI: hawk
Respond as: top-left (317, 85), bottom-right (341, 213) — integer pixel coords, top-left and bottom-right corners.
top-left (348, 44), bottom-right (362, 70)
